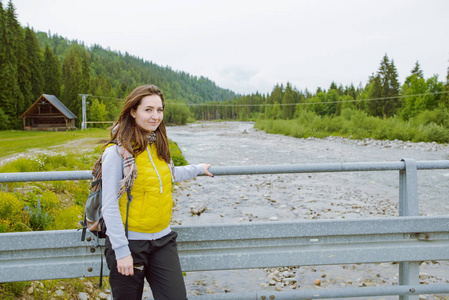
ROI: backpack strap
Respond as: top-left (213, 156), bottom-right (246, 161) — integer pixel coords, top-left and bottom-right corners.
top-left (80, 216), bottom-right (87, 242)
top-left (124, 187), bottom-right (133, 238)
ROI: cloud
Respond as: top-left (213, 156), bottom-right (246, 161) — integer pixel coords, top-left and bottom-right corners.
top-left (217, 65), bottom-right (273, 95)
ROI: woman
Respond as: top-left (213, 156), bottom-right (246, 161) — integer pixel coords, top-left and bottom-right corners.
top-left (102, 85), bottom-right (213, 299)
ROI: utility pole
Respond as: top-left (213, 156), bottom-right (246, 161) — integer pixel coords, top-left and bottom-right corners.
top-left (79, 94), bottom-right (89, 130)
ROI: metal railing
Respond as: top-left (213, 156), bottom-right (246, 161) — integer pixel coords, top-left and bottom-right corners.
top-left (1, 159), bottom-right (449, 300)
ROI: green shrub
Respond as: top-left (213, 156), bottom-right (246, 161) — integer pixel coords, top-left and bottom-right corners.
top-left (416, 123), bottom-right (449, 143)
top-left (170, 141), bottom-right (188, 166)
top-left (413, 108), bottom-right (449, 128)
top-left (0, 281), bottom-right (30, 297)
top-left (50, 205), bottom-right (83, 230)
top-left (0, 192), bottom-right (27, 233)
top-left (66, 181), bottom-right (90, 206)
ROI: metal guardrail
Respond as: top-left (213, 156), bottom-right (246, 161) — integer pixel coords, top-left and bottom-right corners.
top-left (1, 158), bottom-right (449, 300)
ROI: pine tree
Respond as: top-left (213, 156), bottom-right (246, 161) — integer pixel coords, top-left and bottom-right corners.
top-left (43, 44), bottom-right (61, 97)
top-left (6, 1), bottom-right (30, 117)
top-left (443, 66), bottom-right (449, 109)
top-left (411, 61), bottom-right (424, 78)
top-left (267, 84), bottom-right (283, 104)
top-left (62, 46), bottom-right (84, 122)
top-left (80, 49), bottom-right (90, 93)
top-left (329, 82), bottom-right (338, 90)
top-left (281, 82), bottom-right (296, 119)
top-left (24, 27), bottom-right (44, 101)
top-left (0, 1), bottom-right (22, 128)
top-left (384, 59), bottom-right (401, 116)
top-left (367, 54), bottom-right (401, 117)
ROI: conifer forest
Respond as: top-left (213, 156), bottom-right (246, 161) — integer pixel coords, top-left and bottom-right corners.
top-left (1, 1), bottom-right (448, 142)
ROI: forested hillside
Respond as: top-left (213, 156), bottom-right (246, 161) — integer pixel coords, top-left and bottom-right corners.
top-left (0, 1), bottom-right (237, 129)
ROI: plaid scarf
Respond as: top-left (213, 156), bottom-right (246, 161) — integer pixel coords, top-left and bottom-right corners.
top-left (117, 132), bottom-right (157, 198)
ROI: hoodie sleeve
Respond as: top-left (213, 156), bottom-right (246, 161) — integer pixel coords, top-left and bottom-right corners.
top-left (173, 164), bottom-right (205, 182)
top-left (101, 145), bottom-right (131, 260)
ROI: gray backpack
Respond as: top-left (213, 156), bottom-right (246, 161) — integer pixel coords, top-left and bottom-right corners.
top-left (80, 144), bottom-right (132, 242)
top-left (79, 144), bottom-right (132, 287)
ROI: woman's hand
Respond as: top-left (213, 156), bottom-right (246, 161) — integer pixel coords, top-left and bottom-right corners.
top-left (199, 163), bottom-right (214, 177)
top-left (117, 254), bottom-right (134, 276)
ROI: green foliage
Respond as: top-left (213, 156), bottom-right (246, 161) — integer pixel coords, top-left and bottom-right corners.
top-left (412, 108), bottom-right (449, 128)
top-left (366, 54), bottom-right (401, 117)
top-left (50, 205), bottom-right (83, 230)
top-left (400, 75), bottom-right (444, 120)
top-left (0, 108), bottom-right (9, 130)
top-left (255, 108), bottom-right (449, 144)
top-left (165, 102), bottom-right (190, 125)
top-left (0, 281), bottom-right (30, 297)
top-left (170, 141), bottom-right (188, 166)
top-left (43, 44), bottom-right (62, 97)
top-left (0, 2), bottom-right (237, 130)
top-left (0, 192), bottom-right (26, 233)
top-left (87, 98), bottom-right (109, 128)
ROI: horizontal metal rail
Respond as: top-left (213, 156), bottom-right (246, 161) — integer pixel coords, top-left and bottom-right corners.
top-left (188, 284), bottom-right (449, 300)
top-left (1, 217), bottom-right (449, 299)
top-left (1, 159), bottom-right (449, 299)
top-left (1, 217), bottom-right (449, 277)
top-left (1, 160), bottom-right (449, 183)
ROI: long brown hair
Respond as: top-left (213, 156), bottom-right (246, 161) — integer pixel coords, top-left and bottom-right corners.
top-left (108, 85), bottom-right (171, 163)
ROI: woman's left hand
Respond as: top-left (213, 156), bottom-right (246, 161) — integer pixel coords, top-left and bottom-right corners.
top-left (199, 163), bottom-right (214, 177)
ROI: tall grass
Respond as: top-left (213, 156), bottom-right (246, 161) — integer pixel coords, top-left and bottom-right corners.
top-left (255, 108), bottom-right (449, 143)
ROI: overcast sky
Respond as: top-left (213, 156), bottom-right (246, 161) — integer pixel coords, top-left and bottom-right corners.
top-left (11, 0), bottom-right (449, 95)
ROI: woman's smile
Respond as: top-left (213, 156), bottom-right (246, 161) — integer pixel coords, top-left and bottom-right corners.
top-left (131, 95), bottom-right (163, 132)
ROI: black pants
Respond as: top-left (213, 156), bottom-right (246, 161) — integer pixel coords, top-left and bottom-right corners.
top-left (105, 231), bottom-right (187, 300)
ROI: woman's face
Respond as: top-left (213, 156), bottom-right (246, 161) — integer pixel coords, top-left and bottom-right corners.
top-left (131, 94), bottom-right (163, 132)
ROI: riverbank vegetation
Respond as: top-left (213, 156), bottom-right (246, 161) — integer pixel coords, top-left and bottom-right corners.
top-left (192, 56), bottom-right (449, 143)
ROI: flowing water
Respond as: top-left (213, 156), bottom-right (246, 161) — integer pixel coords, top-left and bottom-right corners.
top-left (144, 121), bottom-right (449, 299)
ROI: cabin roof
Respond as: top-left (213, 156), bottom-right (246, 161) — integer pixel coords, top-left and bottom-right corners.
top-left (20, 94), bottom-right (77, 119)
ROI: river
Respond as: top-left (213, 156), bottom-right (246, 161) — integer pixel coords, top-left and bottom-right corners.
top-left (146, 121), bottom-right (449, 299)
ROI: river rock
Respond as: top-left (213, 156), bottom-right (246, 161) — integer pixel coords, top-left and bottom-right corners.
top-left (282, 271), bottom-right (292, 277)
top-left (283, 278), bottom-right (297, 284)
top-left (99, 292), bottom-right (109, 299)
top-left (27, 286), bottom-right (34, 294)
top-left (78, 292), bottom-right (89, 300)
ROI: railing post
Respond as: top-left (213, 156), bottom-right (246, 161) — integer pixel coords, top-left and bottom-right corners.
top-left (399, 158), bottom-right (419, 300)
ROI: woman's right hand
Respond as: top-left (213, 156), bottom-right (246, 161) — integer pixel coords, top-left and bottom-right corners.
top-left (117, 254), bottom-right (134, 276)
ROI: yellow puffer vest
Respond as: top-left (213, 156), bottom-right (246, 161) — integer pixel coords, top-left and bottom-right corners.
top-left (118, 143), bottom-right (173, 233)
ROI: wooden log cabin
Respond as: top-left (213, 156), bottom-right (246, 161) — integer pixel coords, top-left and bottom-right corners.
top-left (20, 94), bottom-right (77, 131)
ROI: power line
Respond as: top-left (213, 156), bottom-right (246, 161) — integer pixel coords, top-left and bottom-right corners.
top-left (87, 91), bottom-right (449, 107)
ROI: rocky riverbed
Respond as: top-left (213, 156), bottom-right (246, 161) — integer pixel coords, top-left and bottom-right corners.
top-left (143, 121), bottom-right (449, 300)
